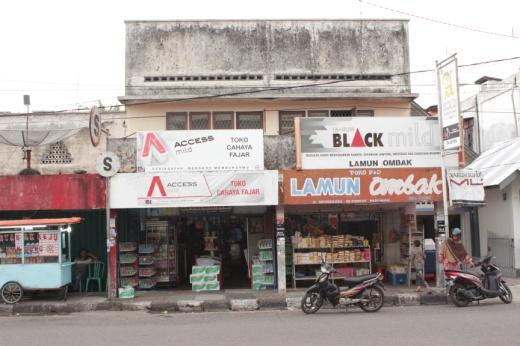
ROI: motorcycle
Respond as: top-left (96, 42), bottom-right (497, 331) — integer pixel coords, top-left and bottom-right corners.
top-left (445, 255), bottom-right (513, 307)
top-left (301, 262), bottom-right (385, 314)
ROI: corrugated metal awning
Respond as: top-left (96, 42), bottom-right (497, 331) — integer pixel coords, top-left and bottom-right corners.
top-left (466, 137), bottom-right (520, 188)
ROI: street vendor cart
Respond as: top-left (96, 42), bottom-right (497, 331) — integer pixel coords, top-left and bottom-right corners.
top-left (0, 217), bottom-right (81, 304)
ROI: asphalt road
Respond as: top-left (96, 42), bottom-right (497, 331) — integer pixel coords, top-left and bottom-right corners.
top-left (1, 302), bottom-right (520, 346)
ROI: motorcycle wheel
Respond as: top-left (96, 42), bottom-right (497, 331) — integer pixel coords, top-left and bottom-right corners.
top-left (499, 282), bottom-right (513, 304)
top-left (301, 288), bottom-right (324, 314)
top-left (359, 285), bottom-right (384, 313)
top-left (449, 283), bottom-right (470, 307)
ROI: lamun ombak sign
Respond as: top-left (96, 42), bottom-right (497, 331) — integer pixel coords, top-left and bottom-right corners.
top-left (282, 168), bottom-right (443, 205)
top-left (296, 117), bottom-right (442, 169)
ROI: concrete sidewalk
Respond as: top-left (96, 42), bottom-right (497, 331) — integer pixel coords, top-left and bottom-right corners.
top-left (1, 278), bottom-right (519, 316)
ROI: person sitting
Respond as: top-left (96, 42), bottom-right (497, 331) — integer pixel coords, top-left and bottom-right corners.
top-left (72, 248), bottom-right (97, 291)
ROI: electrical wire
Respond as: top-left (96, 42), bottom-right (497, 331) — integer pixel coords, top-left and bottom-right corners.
top-left (2, 55), bottom-right (520, 115)
top-left (359, 0), bottom-right (520, 40)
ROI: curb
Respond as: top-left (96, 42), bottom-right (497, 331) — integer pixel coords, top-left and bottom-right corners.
top-left (3, 290), bottom-right (510, 315)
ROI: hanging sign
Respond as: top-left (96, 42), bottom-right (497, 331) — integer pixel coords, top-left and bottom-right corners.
top-left (136, 130), bottom-right (264, 172)
top-left (447, 169), bottom-right (485, 206)
top-left (89, 106), bottom-right (102, 147)
top-left (296, 117), bottom-right (441, 169)
top-left (437, 55), bottom-right (461, 150)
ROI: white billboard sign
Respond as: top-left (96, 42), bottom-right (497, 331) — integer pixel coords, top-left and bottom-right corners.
top-left (447, 170), bottom-right (485, 206)
top-left (297, 117), bottom-right (441, 169)
top-left (137, 130), bottom-right (264, 172)
top-left (110, 171), bottom-right (278, 208)
top-left (437, 56), bottom-right (461, 150)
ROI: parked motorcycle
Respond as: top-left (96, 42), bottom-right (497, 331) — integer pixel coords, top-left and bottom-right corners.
top-left (301, 262), bottom-right (385, 314)
top-left (445, 255), bottom-right (513, 307)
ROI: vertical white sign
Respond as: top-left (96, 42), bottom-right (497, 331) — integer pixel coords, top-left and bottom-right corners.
top-left (437, 56), bottom-right (461, 150)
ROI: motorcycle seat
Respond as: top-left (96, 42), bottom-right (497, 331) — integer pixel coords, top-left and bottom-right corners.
top-left (343, 274), bottom-right (379, 286)
top-left (446, 269), bottom-right (478, 276)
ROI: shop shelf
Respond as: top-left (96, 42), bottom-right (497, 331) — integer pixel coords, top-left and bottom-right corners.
top-left (138, 278), bottom-right (157, 290)
top-left (139, 268), bottom-right (157, 278)
top-left (120, 277), bottom-right (138, 287)
top-left (120, 266), bottom-right (138, 277)
top-left (139, 256), bottom-right (154, 266)
top-left (138, 244), bottom-right (156, 254)
top-left (294, 260), bottom-right (370, 265)
top-left (119, 242), bottom-right (137, 253)
top-left (119, 254), bottom-right (138, 265)
top-left (294, 246), bottom-right (369, 251)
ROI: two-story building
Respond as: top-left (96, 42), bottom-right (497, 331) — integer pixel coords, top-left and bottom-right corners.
top-left (110, 20), bottom-right (446, 292)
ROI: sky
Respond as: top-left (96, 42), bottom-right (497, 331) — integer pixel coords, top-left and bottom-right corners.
top-left (1, 0), bottom-right (520, 113)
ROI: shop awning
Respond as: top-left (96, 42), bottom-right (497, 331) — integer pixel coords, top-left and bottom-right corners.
top-left (466, 137), bottom-right (520, 189)
top-left (0, 217), bottom-right (82, 228)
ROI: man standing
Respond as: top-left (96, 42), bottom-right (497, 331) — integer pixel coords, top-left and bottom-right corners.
top-left (438, 228), bottom-right (473, 270)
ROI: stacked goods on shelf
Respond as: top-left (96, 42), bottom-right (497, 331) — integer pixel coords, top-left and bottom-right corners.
top-left (138, 243), bottom-right (157, 289)
top-left (293, 248), bottom-right (371, 265)
top-left (252, 239), bottom-right (274, 290)
top-left (292, 233), bottom-right (372, 287)
top-left (139, 219), bottom-right (177, 289)
top-left (294, 234), bottom-right (369, 249)
top-left (119, 242), bottom-right (138, 288)
top-left (190, 265), bottom-right (221, 292)
top-left (156, 244), bottom-right (176, 283)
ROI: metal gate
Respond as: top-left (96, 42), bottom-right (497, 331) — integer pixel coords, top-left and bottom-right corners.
top-left (488, 237), bottom-right (515, 277)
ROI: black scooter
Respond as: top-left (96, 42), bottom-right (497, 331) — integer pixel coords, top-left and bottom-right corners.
top-left (445, 255), bottom-right (513, 307)
top-left (301, 262), bottom-right (385, 314)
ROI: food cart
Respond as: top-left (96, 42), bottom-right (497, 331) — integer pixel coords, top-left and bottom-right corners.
top-left (0, 217), bottom-right (81, 304)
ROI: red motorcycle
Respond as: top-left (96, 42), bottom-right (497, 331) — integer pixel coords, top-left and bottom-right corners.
top-left (445, 255), bottom-right (513, 307)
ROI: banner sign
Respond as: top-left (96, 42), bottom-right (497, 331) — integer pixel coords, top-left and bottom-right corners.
top-left (37, 232), bottom-right (59, 256)
top-left (437, 56), bottom-right (461, 150)
top-left (297, 117), bottom-right (441, 169)
top-left (110, 171), bottom-right (278, 208)
top-left (137, 130), bottom-right (264, 172)
top-left (282, 168), bottom-right (443, 205)
top-left (447, 170), bottom-right (485, 206)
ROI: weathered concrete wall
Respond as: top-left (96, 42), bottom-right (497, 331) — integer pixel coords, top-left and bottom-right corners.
top-left (123, 20), bottom-right (411, 100)
top-left (108, 138), bottom-right (136, 173)
top-left (0, 112), bottom-right (126, 175)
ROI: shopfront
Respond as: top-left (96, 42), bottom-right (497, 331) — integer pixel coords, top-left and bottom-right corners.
top-left (110, 129), bottom-right (278, 293)
top-left (281, 167), bottom-right (443, 287)
top-left (283, 115), bottom-right (444, 287)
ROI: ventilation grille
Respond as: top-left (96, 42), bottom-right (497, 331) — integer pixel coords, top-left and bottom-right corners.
top-left (144, 75), bottom-right (263, 82)
top-left (41, 141), bottom-right (72, 164)
top-left (273, 74), bottom-right (392, 81)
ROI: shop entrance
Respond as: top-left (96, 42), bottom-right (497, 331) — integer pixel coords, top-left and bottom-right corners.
top-left (117, 208), bottom-right (270, 292)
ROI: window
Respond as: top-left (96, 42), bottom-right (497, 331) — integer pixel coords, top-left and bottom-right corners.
top-left (236, 112), bottom-right (263, 129)
top-left (279, 111), bottom-right (304, 135)
top-left (0, 232), bottom-right (21, 264)
top-left (189, 112), bottom-right (210, 130)
top-left (213, 112), bottom-right (234, 129)
top-left (307, 110), bottom-right (329, 117)
top-left (166, 112), bottom-right (188, 130)
top-left (331, 109), bottom-right (353, 117)
top-left (355, 109), bottom-right (375, 117)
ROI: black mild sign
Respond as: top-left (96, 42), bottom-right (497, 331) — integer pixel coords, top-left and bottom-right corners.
top-left (298, 117), bottom-right (442, 169)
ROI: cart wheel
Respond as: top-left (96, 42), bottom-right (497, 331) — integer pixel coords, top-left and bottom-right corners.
top-left (1, 282), bottom-right (23, 304)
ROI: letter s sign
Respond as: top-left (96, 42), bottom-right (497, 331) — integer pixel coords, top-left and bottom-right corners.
top-left (96, 152), bottom-right (121, 177)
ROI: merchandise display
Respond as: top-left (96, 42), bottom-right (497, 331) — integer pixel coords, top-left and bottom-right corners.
top-left (292, 233), bottom-right (372, 288)
top-left (190, 265), bottom-right (222, 291)
top-left (138, 219), bottom-right (177, 289)
top-left (119, 242), bottom-right (138, 288)
top-left (252, 239), bottom-right (274, 290)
